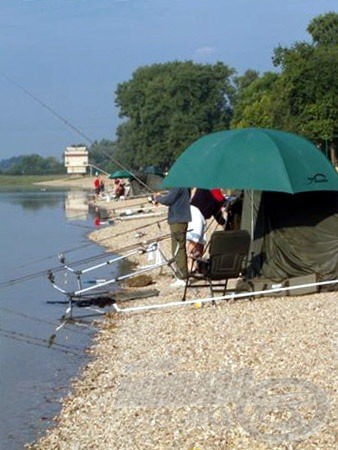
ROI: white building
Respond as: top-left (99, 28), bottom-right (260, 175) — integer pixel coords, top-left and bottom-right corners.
top-left (64, 146), bottom-right (88, 174)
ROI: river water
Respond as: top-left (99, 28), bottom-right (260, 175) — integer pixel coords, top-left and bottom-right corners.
top-left (0, 189), bottom-right (117, 450)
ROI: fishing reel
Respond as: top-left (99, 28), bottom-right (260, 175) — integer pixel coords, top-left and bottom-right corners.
top-left (58, 253), bottom-right (66, 264)
top-left (47, 270), bottom-right (55, 284)
top-left (148, 195), bottom-right (158, 205)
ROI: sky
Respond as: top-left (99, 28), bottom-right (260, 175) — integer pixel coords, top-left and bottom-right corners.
top-left (0, 0), bottom-right (337, 160)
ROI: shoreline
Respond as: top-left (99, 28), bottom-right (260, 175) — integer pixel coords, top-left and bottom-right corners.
top-left (27, 196), bottom-right (338, 449)
top-left (34, 175), bottom-right (95, 190)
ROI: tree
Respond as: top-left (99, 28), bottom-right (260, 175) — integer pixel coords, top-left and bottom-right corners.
top-left (231, 71), bottom-right (279, 129)
top-left (271, 13), bottom-right (338, 165)
top-left (113, 121), bottom-right (137, 171)
top-left (307, 12), bottom-right (338, 46)
top-left (88, 139), bottom-right (118, 173)
top-left (6, 154), bottom-right (65, 175)
top-left (114, 61), bottom-right (236, 169)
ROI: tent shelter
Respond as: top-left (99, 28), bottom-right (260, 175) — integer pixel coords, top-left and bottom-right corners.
top-left (241, 190), bottom-right (338, 285)
top-left (162, 128), bottom-right (338, 289)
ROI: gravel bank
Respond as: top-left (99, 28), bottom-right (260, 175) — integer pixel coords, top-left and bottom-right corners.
top-left (28, 197), bottom-right (338, 450)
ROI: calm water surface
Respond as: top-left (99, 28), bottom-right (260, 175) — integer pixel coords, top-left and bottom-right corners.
top-left (0, 190), bottom-right (118, 450)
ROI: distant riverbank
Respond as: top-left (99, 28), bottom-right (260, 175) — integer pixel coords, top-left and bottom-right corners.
top-left (0, 174), bottom-right (95, 190)
top-left (35, 175), bottom-right (95, 190)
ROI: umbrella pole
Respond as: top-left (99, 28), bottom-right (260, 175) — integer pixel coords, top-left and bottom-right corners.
top-left (250, 189), bottom-right (254, 240)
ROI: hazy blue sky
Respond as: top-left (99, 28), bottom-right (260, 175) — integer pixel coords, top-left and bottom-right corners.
top-left (1, 0), bottom-right (336, 159)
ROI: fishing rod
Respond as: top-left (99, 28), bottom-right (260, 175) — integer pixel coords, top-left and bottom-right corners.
top-left (12, 199), bottom-right (164, 271)
top-left (4, 75), bottom-right (153, 193)
top-left (0, 223), bottom-right (170, 290)
top-left (1, 78), bottom-right (170, 276)
top-left (48, 232), bottom-right (174, 293)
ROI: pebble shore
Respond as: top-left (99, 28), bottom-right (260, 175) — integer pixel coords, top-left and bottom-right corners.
top-left (27, 190), bottom-right (338, 450)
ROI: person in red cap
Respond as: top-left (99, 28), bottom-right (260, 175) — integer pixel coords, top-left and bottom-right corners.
top-left (93, 173), bottom-right (101, 201)
top-left (187, 188), bottom-right (226, 270)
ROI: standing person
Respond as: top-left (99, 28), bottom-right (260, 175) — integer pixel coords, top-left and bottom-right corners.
top-left (100, 177), bottom-right (105, 193)
top-left (187, 188), bottom-right (226, 268)
top-left (93, 173), bottom-right (100, 201)
top-left (153, 188), bottom-right (191, 286)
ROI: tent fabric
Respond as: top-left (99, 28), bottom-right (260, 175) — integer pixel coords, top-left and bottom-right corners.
top-left (241, 190), bottom-right (338, 285)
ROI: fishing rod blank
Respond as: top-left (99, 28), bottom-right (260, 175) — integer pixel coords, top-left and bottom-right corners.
top-left (5, 75), bottom-right (154, 193)
top-left (0, 223), bottom-right (170, 291)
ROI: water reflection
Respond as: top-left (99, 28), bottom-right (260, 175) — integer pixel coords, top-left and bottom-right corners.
top-left (4, 191), bottom-right (63, 211)
top-left (0, 190), bottom-right (107, 450)
top-left (64, 192), bottom-right (89, 221)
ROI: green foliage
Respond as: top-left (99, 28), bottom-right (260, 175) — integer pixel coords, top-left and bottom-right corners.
top-left (273, 34), bottom-right (338, 142)
top-left (88, 139), bottom-right (118, 172)
top-left (115, 61), bottom-right (236, 169)
top-left (307, 12), bottom-right (338, 46)
top-left (231, 12), bottom-right (338, 167)
top-left (231, 71), bottom-right (279, 128)
top-left (113, 121), bottom-right (138, 171)
top-left (5, 154), bottom-right (65, 175)
top-left (0, 174), bottom-right (67, 188)
top-left (233, 69), bottom-right (260, 91)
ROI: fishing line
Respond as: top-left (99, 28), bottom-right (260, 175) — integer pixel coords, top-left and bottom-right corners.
top-left (50, 228), bottom-right (172, 270)
top-left (0, 224), bottom-right (171, 290)
top-left (4, 75), bottom-right (153, 193)
top-left (0, 306), bottom-right (90, 335)
top-left (4, 75), bottom-right (94, 145)
top-left (2, 75), bottom-right (168, 272)
top-left (8, 198), bottom-right (157, 272)
top-left (0, 327), bottom-right (84, 356)
top-left (1, 331), bottom-right (83, 357)
top-left (0, 217), bottom-right (168, 288)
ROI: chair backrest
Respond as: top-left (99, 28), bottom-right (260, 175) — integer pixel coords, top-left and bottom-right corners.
top-left (208, 230), bottom-right (251, 280)
top-left (129, 179), bottom-right (143, 196)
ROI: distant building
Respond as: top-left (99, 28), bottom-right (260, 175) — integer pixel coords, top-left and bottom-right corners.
top-left (64, 146), bottom-right (88, 174)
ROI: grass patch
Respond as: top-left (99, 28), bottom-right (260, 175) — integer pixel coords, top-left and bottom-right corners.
top-left (0, 174), bottom-right (67, 188)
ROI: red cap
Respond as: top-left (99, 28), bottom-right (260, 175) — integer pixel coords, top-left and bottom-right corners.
top-left (211, 189), bottom-right (224, 202)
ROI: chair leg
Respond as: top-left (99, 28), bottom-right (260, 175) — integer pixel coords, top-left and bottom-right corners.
top-left (207, 279), bottom-right (216, 306)
top-left (182, 254), bottom-right (198, 301)
top-left (222, 279), bottom-right (229, 296)
top-left (182, 277), bottom-right (189, 301)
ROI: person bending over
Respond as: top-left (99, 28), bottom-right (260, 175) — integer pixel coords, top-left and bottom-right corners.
top-left (187, 188), bottom-right (226, 270)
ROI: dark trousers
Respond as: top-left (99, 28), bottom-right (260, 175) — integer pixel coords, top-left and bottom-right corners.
top-left (169, 222), bottom-right (188, 280)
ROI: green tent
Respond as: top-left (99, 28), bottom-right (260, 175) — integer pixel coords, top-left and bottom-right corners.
top-left (241, 190), bottom-right (338, 286)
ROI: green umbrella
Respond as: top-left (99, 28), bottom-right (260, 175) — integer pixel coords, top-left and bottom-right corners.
top-left (162, 128), bottom-right (338, 193)
top-left (109, 169), bottom-right (133, 179)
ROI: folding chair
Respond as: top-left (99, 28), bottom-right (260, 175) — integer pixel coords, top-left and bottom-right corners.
top-left (182, 230), bottom-right (251, 301)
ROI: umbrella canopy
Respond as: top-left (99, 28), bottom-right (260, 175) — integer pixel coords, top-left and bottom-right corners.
top-left (109, 169), bottom-right (133, 179)
top-left (162, 128), bottom-right (338, 193)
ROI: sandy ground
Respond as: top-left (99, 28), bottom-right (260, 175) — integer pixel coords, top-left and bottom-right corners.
top-left (27, 195), bottom-right (338, 450)
top-left (36, 175), bottom-right (97, 190)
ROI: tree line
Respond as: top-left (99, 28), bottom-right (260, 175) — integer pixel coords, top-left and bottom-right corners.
top-left (0, 154), bottom-right (65, 175)
top-left (110, 12), bottom-right (338, 171)
top-left (2, 12), bottom-right (337, 176)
